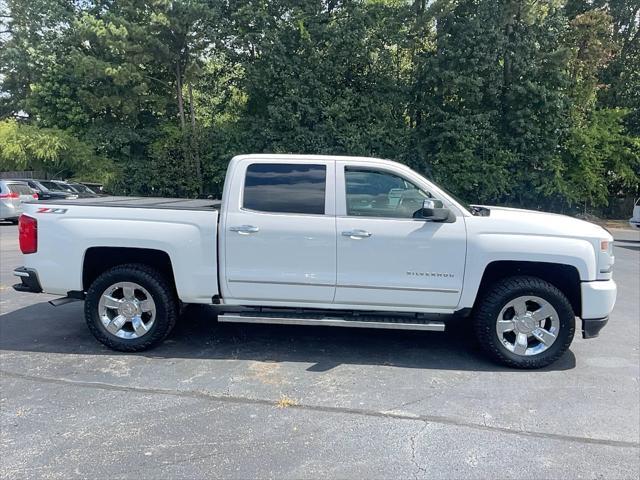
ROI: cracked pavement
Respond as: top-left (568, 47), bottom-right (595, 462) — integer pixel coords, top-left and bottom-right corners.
top-left (1, 223), bottom-right (639, 479)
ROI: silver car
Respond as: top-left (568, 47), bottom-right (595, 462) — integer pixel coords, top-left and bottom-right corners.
top-left (630, 198), bottom-right (640, 230)
top-left (0, 180), bottom-right (38, 223)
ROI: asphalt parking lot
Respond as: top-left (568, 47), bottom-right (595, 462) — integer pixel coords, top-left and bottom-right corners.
top-left (1, 223), bottom-right (639, 479)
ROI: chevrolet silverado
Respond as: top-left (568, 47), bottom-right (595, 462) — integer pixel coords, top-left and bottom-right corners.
top-left (13, 154), bottom-right (617, 368)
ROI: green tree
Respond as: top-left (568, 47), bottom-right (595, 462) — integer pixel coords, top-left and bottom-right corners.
top-left (0, 0), bottom-right (76, 117)
top-left (0, 119), bottom-right (109, 179)
top-left (229, 0), bottom-right (411, 158)
top-left (0, 0), bottom-right (637, 215)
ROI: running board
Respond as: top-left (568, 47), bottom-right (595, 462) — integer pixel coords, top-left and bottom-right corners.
top-left (218, 313), bottom-right (445, 332)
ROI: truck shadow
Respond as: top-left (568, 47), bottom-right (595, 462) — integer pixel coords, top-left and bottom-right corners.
top-left (0, 301), bottom-right (576, 372)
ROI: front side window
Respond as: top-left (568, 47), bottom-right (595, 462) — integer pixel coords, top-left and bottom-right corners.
top-left (345, 168), bottom-right (430, 218)
top-left (243, 163), bottom-right (326, 215)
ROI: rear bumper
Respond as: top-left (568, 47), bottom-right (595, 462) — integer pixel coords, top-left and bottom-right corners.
top-left (0, 203), bottom-right (19, 220)
top-left (12, 267), bottom-right (43, 293)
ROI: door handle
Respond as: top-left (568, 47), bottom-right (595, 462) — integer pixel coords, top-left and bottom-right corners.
top-left (230, 225), bottom-right (260, 234)
top-left (342, 229), bottom-right (372, 239)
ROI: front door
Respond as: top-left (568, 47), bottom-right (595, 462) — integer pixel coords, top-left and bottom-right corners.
top-left (222, 159), bottom-right (337, 304)
top-left (334, 163), bottom-right (466, 310)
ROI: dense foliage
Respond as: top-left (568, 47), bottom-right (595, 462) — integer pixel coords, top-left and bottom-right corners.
top-left (1, 0), bottom-right (638, 215)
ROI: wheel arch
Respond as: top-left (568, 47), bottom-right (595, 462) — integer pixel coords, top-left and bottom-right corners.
top-left (474, 260), bottom-right (581, 317)
top-left (82, 247), bottom-right (176, 293)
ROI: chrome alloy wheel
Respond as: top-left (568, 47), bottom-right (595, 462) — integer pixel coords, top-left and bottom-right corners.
top-left (496, 295), bottom-right (560, 356)
top-left (98, 282), bottom-right (156, 339)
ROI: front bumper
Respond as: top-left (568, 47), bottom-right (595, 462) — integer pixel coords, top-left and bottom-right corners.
top-left (583, 317), bottom-right (609, 339)
top-left (13, 267), bottom-right (43, 293)
top-left (581, 279), bottom-right (617, 319)
top-left (580, 279), bottom-right (616, 339)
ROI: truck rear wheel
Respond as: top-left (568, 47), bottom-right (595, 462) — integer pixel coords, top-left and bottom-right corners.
top-left (473, 276), bottom-right (575, 369)
top-left (85, 264), bottom-right (178, 351)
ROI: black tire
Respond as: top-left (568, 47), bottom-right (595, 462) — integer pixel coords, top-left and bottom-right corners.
top-left (473, 275), bottom-right (575, 369)
top-left (85, 264), bottom-right (178, 351)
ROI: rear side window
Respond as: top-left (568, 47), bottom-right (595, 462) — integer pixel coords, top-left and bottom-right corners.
top-left (243, 163), bottom-right (326, 215)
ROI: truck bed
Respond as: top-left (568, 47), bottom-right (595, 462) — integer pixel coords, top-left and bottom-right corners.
top-left (20, 196), bottom-right (220, 304)
top-left (30, 196), bottom-right (221, 211)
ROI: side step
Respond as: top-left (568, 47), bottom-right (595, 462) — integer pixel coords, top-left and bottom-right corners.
top-left (218, 313), bottom-right (445, 332)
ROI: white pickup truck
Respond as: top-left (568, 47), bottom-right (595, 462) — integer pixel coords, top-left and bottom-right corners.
top-left (13, 154), bottom-right (617, 368)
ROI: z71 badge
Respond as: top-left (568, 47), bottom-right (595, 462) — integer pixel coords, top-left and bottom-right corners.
top-left (36, 207), bottom-right (68, 214)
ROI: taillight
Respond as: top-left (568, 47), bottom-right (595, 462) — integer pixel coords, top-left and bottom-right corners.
top-left (19, 215), bottom-right (37, 254)
top-left (0, 192), bottom-right (19, 199)
top-left (32, 193), bottom-right (39, 199)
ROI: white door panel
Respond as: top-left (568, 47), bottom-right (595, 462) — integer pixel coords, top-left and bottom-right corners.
top-left (222, 159), bottom-right (336, 303)
top-left (335, 217), bottom-right (466, 307)
top-left (225, 212), bottom-right (336, 302)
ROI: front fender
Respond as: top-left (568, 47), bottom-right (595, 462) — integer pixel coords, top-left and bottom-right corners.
top-left (459, 233), bottom-right (595, 309)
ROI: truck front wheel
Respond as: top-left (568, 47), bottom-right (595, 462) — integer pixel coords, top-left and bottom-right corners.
top-left (473, 276), bottom-right (575, 369)
top-left (85, 264), bottom-right (178, 351)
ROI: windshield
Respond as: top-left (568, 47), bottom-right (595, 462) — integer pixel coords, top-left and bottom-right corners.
top-left (55, 182), bottom-right (77, 193)
top-left (40, 181), bottom-right (66, 191)
top-left (70, 183), bottom-right (96, 194)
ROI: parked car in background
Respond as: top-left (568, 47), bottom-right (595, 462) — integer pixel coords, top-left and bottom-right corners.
top-left (50, 180), bottom-right (80, 195)
top-left (66, 182), bottom-right (101, 197)
top-left (630, 198), bottom-right (640, 230)
top-left (0, 180), bottom-right (38, 223)
top-left (49, 180), bottom-right (102, 198)
top-left (80, 182), bottom-right (105, 194)
top-left (15, 179), bottom-right (78, 201)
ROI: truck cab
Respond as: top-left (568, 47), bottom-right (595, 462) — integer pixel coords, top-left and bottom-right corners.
top-left (220, 156), bottom-right (467, 311)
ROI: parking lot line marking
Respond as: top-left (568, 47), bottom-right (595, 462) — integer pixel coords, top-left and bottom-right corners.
top-left (2, 368), bottom-right (638, 450)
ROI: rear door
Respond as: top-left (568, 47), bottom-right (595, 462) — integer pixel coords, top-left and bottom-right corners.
top-left (222, 159), bottom-right (337, 304)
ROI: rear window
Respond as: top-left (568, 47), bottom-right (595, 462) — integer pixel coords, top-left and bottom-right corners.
top-left (243, 163), bottom-right (326, 215)
top-left (8, 183), bottom-right (33, 195)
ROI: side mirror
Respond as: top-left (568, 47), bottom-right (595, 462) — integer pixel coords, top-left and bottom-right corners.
top-left (414, 199), bottom-right (451, 222)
